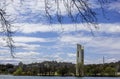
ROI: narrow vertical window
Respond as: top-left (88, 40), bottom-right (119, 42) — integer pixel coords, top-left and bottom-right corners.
top-left (77, 51), bottom-right (79, 57)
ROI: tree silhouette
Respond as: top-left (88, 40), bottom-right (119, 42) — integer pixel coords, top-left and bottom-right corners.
top-left (0, 9), bottom-right (15, 57)
top-left (44, 0), bottom-right (109, 25)
top-left (0, 0), bottom-right (110, 57)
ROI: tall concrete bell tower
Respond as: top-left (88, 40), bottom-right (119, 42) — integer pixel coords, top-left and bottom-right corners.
top-left (76, 44), bottom-right (84, 76)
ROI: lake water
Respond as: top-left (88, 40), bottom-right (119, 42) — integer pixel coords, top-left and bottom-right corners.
top-left (0, 75), bottom-right (120, 79)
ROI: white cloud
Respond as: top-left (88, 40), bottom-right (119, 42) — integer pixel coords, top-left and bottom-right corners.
top-left (107, 1), bottom-right (120, 13)
top-left (67, 53), bottom-right (76, 57)
top-left (59, 34), bottom-right (92, 45)
top-left (16, 23), bottom-right (52, 33)
top-left (9, 0), bottom-right (79, 15)
top-left (85, 37), bottom-right (120, 54)
top-left (87, 0), bottom-right (100, 9)
top-left (0, 50), bottom-right (9, 56)
top-left (0, 57), bottom-right (41, 64)
top-left (13, 36), bottom-right (48, 43)
top-left (15, 51), bottom-right (40, 57)
top-left (98, 23), bottom-right (120, 33)
top-left (58, 33), bottom-right (120, 55)
top-left (4, 0), bottom-right (112, 23)
top-left (14, 42), bottom-right (40, 51)
top-left (0, 36), bottom-right (42, 51)
top-left (13, 23), bottom-right (120, 34)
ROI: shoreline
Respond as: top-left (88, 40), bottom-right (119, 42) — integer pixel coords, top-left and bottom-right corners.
top-left (0, 74), bottom-right (120, 77)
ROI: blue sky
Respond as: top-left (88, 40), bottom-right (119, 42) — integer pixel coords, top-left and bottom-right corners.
top-left (0, 0), bottom-right (120, 64)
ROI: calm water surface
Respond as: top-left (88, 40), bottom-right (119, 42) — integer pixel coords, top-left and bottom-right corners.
top-left (0, 75), bottom-right (120, 79)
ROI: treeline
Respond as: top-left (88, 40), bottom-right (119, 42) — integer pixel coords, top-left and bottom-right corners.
top-left (84, 61), bottom-right (120, 76)
top-left (0, 61), bottom-right (76, 76)
top-left (13, 61), bottom-right (75, 76)
top-left (0, 61), bottom-right (120, 76)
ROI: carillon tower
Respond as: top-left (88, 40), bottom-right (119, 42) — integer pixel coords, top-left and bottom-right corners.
top-left (76, 44), bottom-right (84, 76)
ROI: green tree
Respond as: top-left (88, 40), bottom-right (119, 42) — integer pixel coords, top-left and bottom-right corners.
top-left (104, 67), bottom-right (116, 76)
top-left (13, 67), bottom-right (23, 75)
top-left (57, 66), bottom-right (69, 76)
top-left (27, 71), bottom-right (32, 76)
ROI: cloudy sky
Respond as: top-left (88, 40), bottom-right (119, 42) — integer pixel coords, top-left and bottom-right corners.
top-left (0, 0), bottom-right (120, 64)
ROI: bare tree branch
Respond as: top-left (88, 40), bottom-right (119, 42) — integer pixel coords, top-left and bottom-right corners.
top-left (0, 0), bottom-right (110, 57)
top-left (0, 9), bottom-right (15, 58)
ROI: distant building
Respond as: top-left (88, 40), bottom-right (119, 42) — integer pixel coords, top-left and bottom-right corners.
top-left (76, 44), bottom-right (84, 76)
